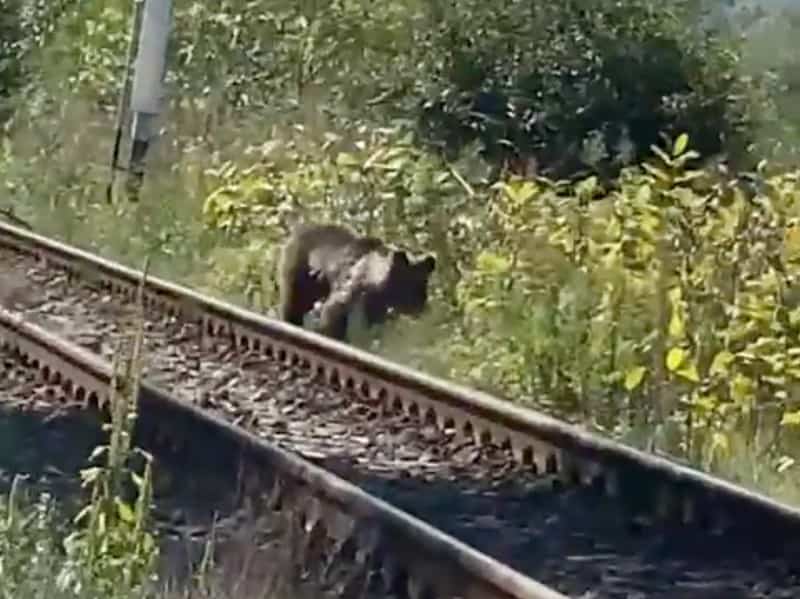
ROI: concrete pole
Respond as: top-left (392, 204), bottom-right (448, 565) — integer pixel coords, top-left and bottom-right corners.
top-left (127, 0), bottom-right (172, 200)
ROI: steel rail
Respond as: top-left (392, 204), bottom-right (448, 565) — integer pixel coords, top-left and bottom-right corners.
top-left (2, 221), bottom-right (800, 560)
top-left (0, 306), bottom-right (567, 599)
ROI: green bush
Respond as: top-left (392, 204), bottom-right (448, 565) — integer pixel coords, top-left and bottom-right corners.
top-left (198, 127), bottom-right (800, 502)
top-left (414, 0), bottom-right (760, 179)
top-left (0, 0), bottom-right (24, 121)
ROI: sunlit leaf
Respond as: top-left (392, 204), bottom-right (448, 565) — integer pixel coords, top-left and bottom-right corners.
top-left (693, 394), bottom-right (719, 412)
top-left (503, 181), bottom-right (538, 205)
top-left (336, 152), bottom-right (360, 168)
top-left (642, 163), bottom-right (671, 183)
top-left (673, 133), bottom-right (689, 157)
top-left (709, 350), bottom-right (735, 377)
top-left (635, 184), bottom-right (652, 205)
top-left (650, 144), bottom-right (672, 165)
top-left (784, 225), bottom-right (800, 262)
top-left (116, 498), bottom-right (136, 524)
top-left (475, 251), bottom-right (512, 273)
top-left (668, 310), bottom-right (685, 339)
top-left (676, 362), bottom-right (700, 383)
top-left (624, 366), bottom-right (647, 391)
top-left (780, 411), bottom-right (800, 427)
top-left (666, 347), bottom-right (687, 371)
top-left (730, 374), bottom-right (755, 404)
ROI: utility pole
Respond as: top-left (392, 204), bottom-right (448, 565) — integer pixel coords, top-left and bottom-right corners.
top-left (107, 0), bottom-right (173, 203)
top-left (127, 0), bottom-right (172, 200)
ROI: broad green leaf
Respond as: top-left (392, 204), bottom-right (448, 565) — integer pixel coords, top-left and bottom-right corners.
top-left (576, 176), bottom-right (598, 198)
top-left (635, 184), bottom-right (652, 205)
top-left (676, 362), bottom-right (700, 383)
top-left (709, 350), bottom-right (735, 377)
top-left (666, 347), bottom-right (687, 371)
top-left (780, 411), bottom-right (800, 427)
top-left (475, 251), bottom-right (512, 273)
top-left (116, 498), bottom-right (136, 524)
top-left (624, 366), bottom-right (647, 391)
top-left (336, 152), bottom-right (360, 167)
top-left (639, 213), bottom-right (660, 236)
top-left (673, 133), bottom-right (689, 157)
top-left (503, 181), bottom-right (538, 205)
top-left (642, 163), bottom-right (671, 183)
top-left (745, 336), bottom-right (781, 357)
top-left (730, 373), bottom-right (755, 404)
top-left (650, 144), bottom-right (672, 165)
top-left (693, 394), bottom-right (719, 412)
top-left (668, 310), bottom-right (685, 339)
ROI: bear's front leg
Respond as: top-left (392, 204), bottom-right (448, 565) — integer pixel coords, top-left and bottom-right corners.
top-left (362, 293), bottom-right (390, 328)
top-left (317, 289), bottom-right (353, 341)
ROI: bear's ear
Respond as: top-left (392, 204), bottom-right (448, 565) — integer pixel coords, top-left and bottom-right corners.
top-left (391, 250), bottom-right (410, 268)
top-left (418, 255), bottom-right (436, 274)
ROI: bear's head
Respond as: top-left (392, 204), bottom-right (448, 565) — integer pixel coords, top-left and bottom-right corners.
top-left (382, 250), bottom-right (436, 316)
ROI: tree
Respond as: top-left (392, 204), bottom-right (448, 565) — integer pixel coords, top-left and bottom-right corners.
top-left (414, 0), bottom-right (760, 180)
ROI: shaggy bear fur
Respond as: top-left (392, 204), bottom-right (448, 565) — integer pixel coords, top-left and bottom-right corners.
top-left (277, 223), bottom-right (436, 341)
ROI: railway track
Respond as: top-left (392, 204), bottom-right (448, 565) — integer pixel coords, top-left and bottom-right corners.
top-left (0, 341), bottom-right (322, 597)
top-left (0, 302), bottom-right (560, 599)
top-left (2, 221), bottom-right (800, 598)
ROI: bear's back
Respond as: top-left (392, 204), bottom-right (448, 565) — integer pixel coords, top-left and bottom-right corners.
top-left (297, 224), bottom-right (387, 280)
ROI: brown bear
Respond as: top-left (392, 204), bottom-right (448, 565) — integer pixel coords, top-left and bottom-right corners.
top-left (277, 223), bottom-right (436, 341)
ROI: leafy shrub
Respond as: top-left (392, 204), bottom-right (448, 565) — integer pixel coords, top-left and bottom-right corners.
top-left (415, 0), bottom-right (761, 179)
top-left (0, 0), bottom-right (25, 120)
top-left (199, 127), bottom-right (800, 494)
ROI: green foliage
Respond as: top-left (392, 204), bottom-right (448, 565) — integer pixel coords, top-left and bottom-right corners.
top-left (451, 135), bottom-right (800, 475)
top-left (414, 0), bottom-right (759, 178)
top-left (199, 126), bottom-right (478, 305)
top-left (0, 478), bottom-right (71, 598)
top-left (5, 0), bottom-right (787, 176)
top-left (714, 3), bottom-right (800, 167)
top-left (0, 0), bottom-right (25, 120)
top-left (198, 122), bottom-right (800, 489)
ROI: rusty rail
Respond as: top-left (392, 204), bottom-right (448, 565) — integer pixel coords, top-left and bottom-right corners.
top-left (0, 306), bottom-right (567, 599)
top-left (2, 221), bottom-right (800, 560)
